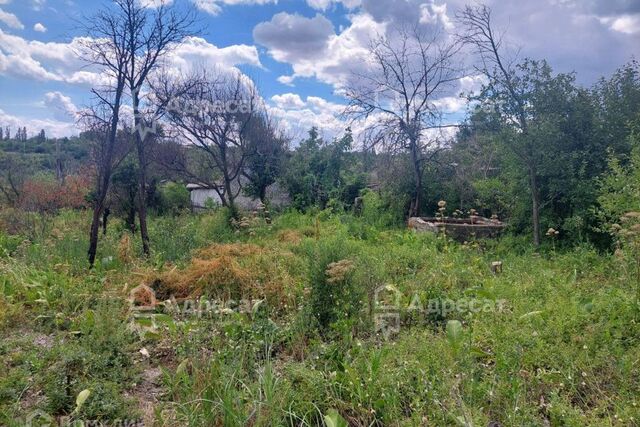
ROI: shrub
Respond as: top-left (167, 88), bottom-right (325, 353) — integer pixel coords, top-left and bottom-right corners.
top-left (158, 181), bottom-right (191, 215)
top-left (19, 174), bottom-right (90, 213)
top-left (300, 235), bottom-right (364, 334)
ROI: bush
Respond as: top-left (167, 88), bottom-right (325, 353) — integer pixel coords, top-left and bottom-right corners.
top-left (19, 173), bottom-right (90, 213)
top-left (300, 234), bottom-right (364, 334)
top-left (158, 181), bottom-right (191, 215)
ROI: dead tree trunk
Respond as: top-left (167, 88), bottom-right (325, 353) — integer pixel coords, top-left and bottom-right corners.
top-left (133, 93), bottom-right (151, 256)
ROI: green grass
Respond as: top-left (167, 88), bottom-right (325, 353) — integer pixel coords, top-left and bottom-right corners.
top-left (1, 208), bottom-right (638, 426)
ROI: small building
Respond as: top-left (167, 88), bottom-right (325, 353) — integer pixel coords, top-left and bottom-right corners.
top-left (186, 181), bottom-right (290, 211)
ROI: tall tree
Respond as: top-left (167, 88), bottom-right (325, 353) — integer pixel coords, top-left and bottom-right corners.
top-left (156, 70), bottom-right (259, 218)
top-left (79, 2), bottom-right (133, 267)
top-left (457, 4), bottom-right (544, 244)
top-left (84, 0), bottom-right (195, 256)
top-left (345, 25), bottom-right (462, 217)
top-left (282, 127), bottom-right (361, 210)
top-left (243, 114), bottom-right (287, 204)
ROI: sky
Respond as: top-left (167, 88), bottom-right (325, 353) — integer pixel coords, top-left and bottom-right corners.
top-left (0, 0), bottom-right (638, 140)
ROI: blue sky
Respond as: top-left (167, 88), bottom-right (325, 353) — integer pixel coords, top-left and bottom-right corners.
top-left (0, 0), bottom-right (638, 139)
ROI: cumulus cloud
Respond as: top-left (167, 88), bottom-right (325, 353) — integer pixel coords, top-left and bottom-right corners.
top-left (0, 108), bottom-right (79, 138)
top-left (0, 29), bottom-right (104, 84)
top-left (33, 22), bottom-right (46, 32)
top-left (191, 0), bottom-right (277, 16)
top-left (0, 28), bottom-right (264, 137)
top-left (0, 7), bottom-right (24, 29)
top-left (271, 93), bottom-right (306, 109)
top-left (419, 2), bottom-right (453, 29)
top-left (255, 0), bottom-right (638, 89)
top-left (306, 0), bottom-right (361, 11)
top-left (599, 14), bottom-right (640, 34)
top-left (266, 61), bottom-right (480, 142)
top-left (139, 0), bottom-right (174, 8)
top-left (0, 29), bottom-right (261, 86)
top-left (470, 0), bottom-right (640, 82)
top-left (255, 12), bottom-right (385, 88)
top-left (254, 13), bottom-right (335, 62)
top-left (166, 36), bottom-right (262, 73)
top-left (266, 92), bottom-right (353, 141)
top-left (43, 91), bottom-right (78, 122)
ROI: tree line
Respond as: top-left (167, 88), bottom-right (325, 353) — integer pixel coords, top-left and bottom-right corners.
top-left (2, 1), bottom-right (637, 265)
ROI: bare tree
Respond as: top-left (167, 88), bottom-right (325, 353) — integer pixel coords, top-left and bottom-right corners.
top-left (456, 4), bottom-right (542, 245)
top-left (0, 159), bottom-right (23, 206)
top-left (80, 104), bottom-right (131, 267)
top-left (155, 70), bottom-right (258, 218)
top-left (81, 0), bottom-right (196, 256)
top-left (78, 3), bottom-right (132, 267)
top-left (119, 0), bottom-right (196, 255)
top-left (345, 25), bottom-right (462, 217)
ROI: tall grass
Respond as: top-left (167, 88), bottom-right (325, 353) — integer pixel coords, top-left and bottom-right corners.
top-left (1, 208), bottom-right (639, 425)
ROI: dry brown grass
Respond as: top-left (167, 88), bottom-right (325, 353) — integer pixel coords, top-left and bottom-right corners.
top-left (277, 229), bottom-right (303, 245)
top-left (130, 284), bottom-right (157, 308)
top-left (118, 233), bottom-right (134, 265)
top-left (140, 243), bottom-right (299, 312)
top-left (325, 259), bottom-right (355, 284)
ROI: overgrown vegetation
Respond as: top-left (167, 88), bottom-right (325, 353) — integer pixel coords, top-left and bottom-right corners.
top-left (1, 206), bottom-right (639, 425)
top-left (1, 1), bottom-right (639, 425)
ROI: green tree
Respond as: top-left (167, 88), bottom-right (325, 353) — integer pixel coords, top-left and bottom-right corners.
top-left (243, 115), bottom-right (287, 204)
top-left (282, 128), bottom-right (363, 211)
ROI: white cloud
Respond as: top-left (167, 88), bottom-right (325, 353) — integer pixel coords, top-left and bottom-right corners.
top-left (43, 91), bottom-right (78, 121)
top-left (419, 2), bottom-right (453, 30)
top-left (0, 0), bottom-right (11, 4)
top-left (139, 0), bottom-right (174, 8)
top-left (33, 22), bottom-right (46, 32)
top-left (255, 12), bottom-right (385, 88)
top-left (254, 13), bottom-right (335, 62)
top-left (0, 29), bottom-right (96, 83)
top-left (31, 0), bottom-right (45, 11)
top-left (0, 7), bottom-right (24, 29)
top-left (191, 0), bottom-right (277, 16)
top-left (271, 93), bottom-right (305, 109)
top-left (599, 13), bottom-right (640, 34)
top-left (306, 0), bottom-right (361, 11)
top-left (432, 96), bottom-right (466, 113)
top-left (0, 29), bottom-right (261, 86)
top-left (306, 95), bottom-right (344, 115)
top-left (266, 93), bottom-right (352, 141)
top-left (277, 75), bottom-right (296, 86)
top-left (0, 108), bottom-right (79, 138)
top-left (165, 36), bottom-right (262, 73)
top-left (192, 0), bottom-right (222, 15)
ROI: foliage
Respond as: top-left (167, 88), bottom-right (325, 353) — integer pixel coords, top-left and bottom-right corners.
top-left (597, 131), bottom-right (640, 229)
top-left (19, 174), bottom-right (90, 213)
top-left (243, 116), bottom-right (288, 203)
top-left (282, 128), bottom-right (366, 211)
top-left (158, 181), bottom-right (191, 215)
top-left (1, 209), bottom-right (639, 426)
